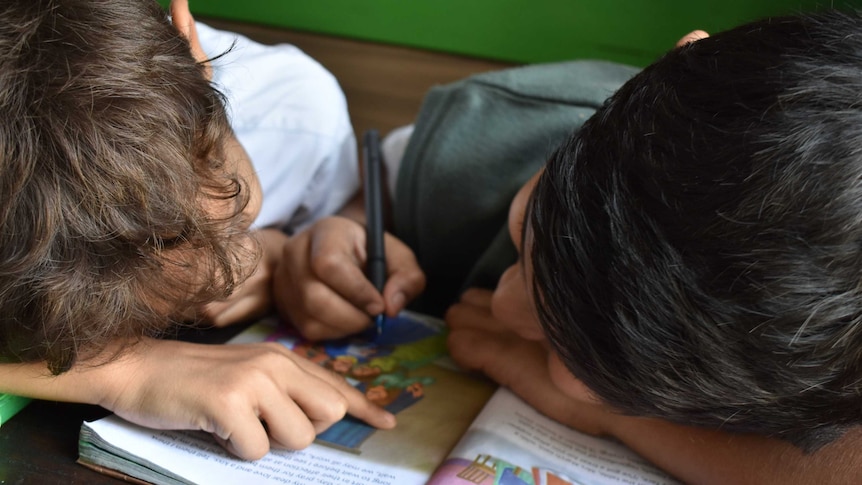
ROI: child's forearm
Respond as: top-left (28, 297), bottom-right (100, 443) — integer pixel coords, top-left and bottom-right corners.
top-left (608, 414), bottom-right (861, 484)
top-left (0, 337), bottom-right (396, 460)
top-left (0, 343), bottom-right (129, 406)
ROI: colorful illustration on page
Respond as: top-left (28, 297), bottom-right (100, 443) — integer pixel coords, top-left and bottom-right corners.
top-left (427, 453), bottom-right (586, 485)
top-left (266, 313), bottom-right (446, 453)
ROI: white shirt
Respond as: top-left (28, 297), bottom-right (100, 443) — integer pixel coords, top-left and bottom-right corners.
top-left (197, 22), bottom-right (359, 233)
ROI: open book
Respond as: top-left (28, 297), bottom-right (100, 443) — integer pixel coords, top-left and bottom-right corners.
top-left (78, 313), bottom-right (679, 485)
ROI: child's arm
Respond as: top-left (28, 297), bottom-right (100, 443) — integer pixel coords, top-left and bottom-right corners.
top-left (446, 289), bottom-right (862, 485)
top-left (197, 228), bottom-right (289, 327)
top-left (0, 338), bottom-right (395, 460)
top-left (607, 410), bottom-right (860, 485)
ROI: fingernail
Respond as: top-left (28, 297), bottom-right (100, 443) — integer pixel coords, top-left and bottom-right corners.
top-left (383, 411), bottom-right (397, 427)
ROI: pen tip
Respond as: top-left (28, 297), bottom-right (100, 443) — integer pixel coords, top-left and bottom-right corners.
top-left (375, 314), bottom-right (385, 335)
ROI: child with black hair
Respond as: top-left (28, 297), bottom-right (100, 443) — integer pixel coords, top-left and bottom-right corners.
top-left (289, 10), bottom-right (862, 483)
top-left (448, 11), bottom-right (862, 483)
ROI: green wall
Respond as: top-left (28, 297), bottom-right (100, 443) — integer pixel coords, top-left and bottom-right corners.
top-left (169, 1), bottom-right (848, 66)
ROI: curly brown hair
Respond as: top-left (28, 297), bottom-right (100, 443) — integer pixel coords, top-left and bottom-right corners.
top-left (0, 0), bottom-right (257, 374)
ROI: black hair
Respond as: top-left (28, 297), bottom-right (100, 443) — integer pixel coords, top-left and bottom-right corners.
top-left (530, 9), bottom-right (862, 452)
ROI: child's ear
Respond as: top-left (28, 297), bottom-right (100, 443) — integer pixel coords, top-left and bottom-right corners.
top-left (675, 30), bottom-right (709, 47)
top-left (170, 0), bottom-right (212, 79)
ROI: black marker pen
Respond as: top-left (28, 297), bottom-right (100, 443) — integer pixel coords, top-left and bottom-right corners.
top-left (363, 129), bottom-right (386, 336)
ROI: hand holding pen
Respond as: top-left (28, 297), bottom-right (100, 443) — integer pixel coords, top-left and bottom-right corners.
top-left (270, 131), bottom-right (426, 341)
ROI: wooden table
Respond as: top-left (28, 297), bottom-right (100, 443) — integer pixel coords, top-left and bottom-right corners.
top-left (0, 399), bottom-right (115, 484)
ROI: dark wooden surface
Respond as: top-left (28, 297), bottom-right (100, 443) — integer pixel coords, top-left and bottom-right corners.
top-left (0, 401), bottom-right (115, 484)
top-left (0, 18), bottom-right (511, 484)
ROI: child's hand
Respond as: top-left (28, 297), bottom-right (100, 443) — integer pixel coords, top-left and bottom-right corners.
top-left (96, 338), bottom-right (396, 460)
top-left (199, 228), bottom-right (289, 327)
top-left (275, 216), bottom-right (425, 340)
top-left (446, 288), bottom-right (614, 437)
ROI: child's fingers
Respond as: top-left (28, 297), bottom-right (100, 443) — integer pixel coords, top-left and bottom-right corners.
top-left (459, 288), bottom-right (494, 308)
top-left (201, 293), bottom-right (270, 328)
top-left (289, 280), bottom-right (378, 340)
top-left (445, 289), bottom-right (509, 334)
top-left (210, 407), bottom-right (277, 461)
top-left (276, 224), bottom-right (375, 340)
top-left (448, 327), bottom-right (555, 396)
top-left (315, 376), bottom-right (396, 431)
top-left (447, 326), bottom-right (526, 379)
top-left (289, 358), bottom-right (396, 431)
top-left (213, 352), bottom-right (394, 459)
top-left (448, 329), bottom-right (609, 435)
top-left (342, 390), bottom-right (398, 431)
top-left (309, 236), bottom-right (387, 317)
top-left (264, 378), bottom-right (343, 448)
top-left (292, 219), bottom-right (423, 329)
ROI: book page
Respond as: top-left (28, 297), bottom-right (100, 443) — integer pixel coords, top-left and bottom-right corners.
top-left (82, 417), bottom-right (425, 485)
top-left (428, 388), bottom-right (680, 485)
